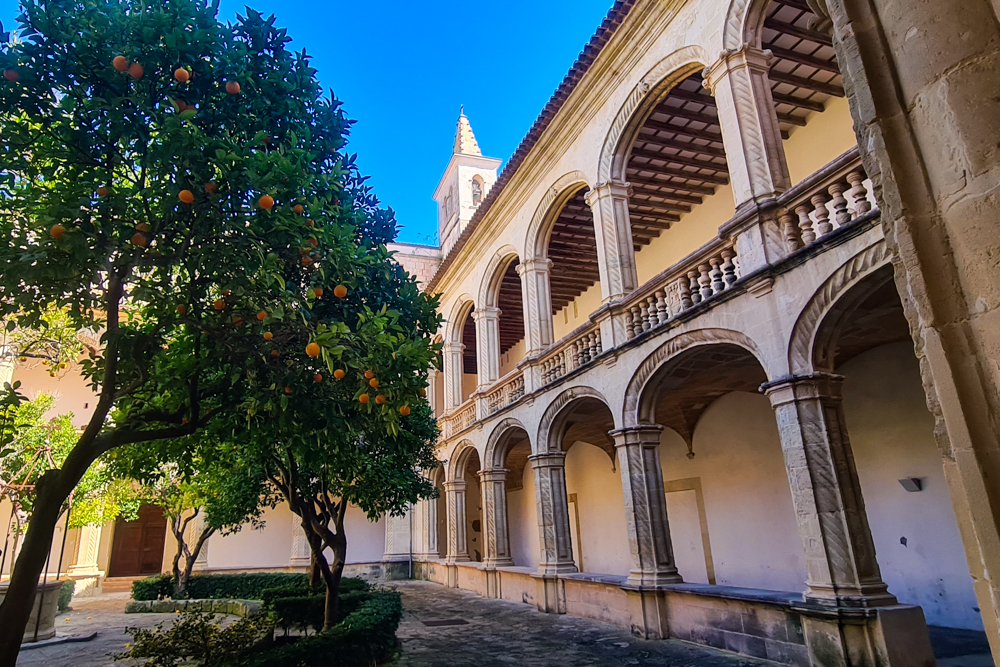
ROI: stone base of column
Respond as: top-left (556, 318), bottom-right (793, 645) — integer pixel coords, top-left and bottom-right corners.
top-left (799, 605), bottom-right (934, 667)
top-left (445, 563), bottom-right (460, 589)
top-left (531, 573), bottom-right (566, 614)
top-left (623, 587), bottom-right (669, 640)
top-left (484, 569), bottom-right (501, 599)
top-left (804, 580), bottom-right (897, 609)
top-left (625, 570), bottom-right (683, 589)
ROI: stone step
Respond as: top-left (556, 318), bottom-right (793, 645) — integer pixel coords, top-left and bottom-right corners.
top-left (101, 576), bottom-right (141, 594)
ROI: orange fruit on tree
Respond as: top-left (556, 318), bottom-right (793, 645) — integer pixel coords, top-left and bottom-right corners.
top-left (293, 204), bottom-right (304, 214)
top-left (131, 233), bottom-right (147, 247)
top-left (232, 315), bottom-right (243, 325)
top-left (333, 285), bottom-right (348, 299)
top-left (419, 388), bottom-right (427, 397)
top-left (257, 310), bottom-right (268, 321)
top-left (306, 218), bottom-right (315, 227)
top-left (225, 81), bottom-right (241, 95)
top-left (270, 350), bottom-right (280, 358)
top-left (313, 287), bottom-right (324, 298)
top-left (112, 55), bottom-right (128, 72)
top-left (3, 69), bottom-right (18, 83)
top-left (284, 386), bottom-right (292, 394)
top-left (375, 394), bottom-right (386, 405)
top-left (314, 373), bottom-right (323, 383)
top-left (213, 299), bottom-right (225, 310)
top-left (263, 331), bottom-right (273, 340)
top-left (369, 378), bottom-right (379, 388)
top-left (306, 342), bottom-right (320, 358)
top-left (204, 181), bottom-right (218, 194)
top-left (400, 405), bottom-right (411, 416)
top-left (306, 237), bottom-right (318, 247)
top-left (97, 187), bottom-right (109, 196)
top-left (301, 256), bottom-right (313, 267)
top-left (136, 223), bottom-right (150, 232)
top-left (333, 369), bottom-right (345, 379)
top-left (179, 190), bottom-right (194, 204)
top-left (174, 68), bottom-right (190, 83)
top-left (358, 394), bottom-right (370, 404)
top-left (259, 194), bottom-right (274, 210)
top-left (127, 62), bottom-right (144, 79)
top-left (50, 224), bottom-right (66, 240)
top-left (364, 370), bottom-right (374, 379)
top-left (176, 304), bottom-right (188, 315)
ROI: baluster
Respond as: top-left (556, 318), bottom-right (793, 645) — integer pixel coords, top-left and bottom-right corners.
top-left (811, 193), bottom-right (832, 237)
top-left (709, 258), bottom-right (724, 294)
top-left (589, 333), bottom-right (600, 358)
top-left (828, 181), bottom-right (850, 227)
top-left (698, 264), bottom-right (713, 301)
top-left (571, 339), bottom-right (583, 368)
top-left (846, 170), bottom-right (871, 215)
top-left (720, 250), bottom-right (737, 288)
top-left (644, 296), bottom-right (657, 330)
top-left (686, 270), bottom-right (701, 305)
top-left (780, 212), bottom-right (801, 253)
top-left (795, 203), bottom-right (816, 246)
top-left (655, 290), bottom-right (669, 325)
top-left (632, 306), bottom-right (645, 336)
top-left (679, 276), bottom-right (694, 310)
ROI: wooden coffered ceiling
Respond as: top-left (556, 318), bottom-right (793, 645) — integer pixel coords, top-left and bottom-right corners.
top-left (461, 309), bottom-right (477, 375)
top-left (547, 188), bottom-right (601, 315)
top-left (496, 259), bottom-right (526, 356)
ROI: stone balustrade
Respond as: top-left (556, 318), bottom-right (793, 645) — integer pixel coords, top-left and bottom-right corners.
top-left (540, 327), bottom-right (602, 386)
top-left (623, 240), bottom-right (740, 341)
top-left (485, 370), bottom-right (525, 416)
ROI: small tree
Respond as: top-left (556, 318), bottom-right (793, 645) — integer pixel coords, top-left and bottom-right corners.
top-left (0, 0), bottom-right (438, 662)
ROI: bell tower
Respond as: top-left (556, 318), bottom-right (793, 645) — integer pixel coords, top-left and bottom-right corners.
top-left (433, 108), bottom-right (502, 254)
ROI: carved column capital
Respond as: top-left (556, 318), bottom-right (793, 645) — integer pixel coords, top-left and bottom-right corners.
top-left (443, 479), bottom-right (467, 492)
top-left (703, 46), bottom-right (774, 92)
top-left (761, 372), bottom-right (845, 406)
top-left (516, 258), bottom-right (553, 275)
top-left (472, 305), bottom-right (501, 323)
top-left (528, 451), bottom-right (567, 468)
top-left (609, 425), bottom-right (664, 448)
top-left (479, 468), bottom-right (509, 483)
top-left (585, 180), bottom-right (633, 206)
top-left (442, 341), bottom-right (465, 355)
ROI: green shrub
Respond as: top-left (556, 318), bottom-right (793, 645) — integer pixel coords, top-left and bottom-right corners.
top-left (57, 580), bottom-right (75, 613)
top-left (260, 586), bottom-right (311, 609)
top-left (115, 612), bottom-right (275, 666)
top-left (132, 574), bottom-right (173, 601)
top-left (269, 589), bottom-right (372, 633)
top-left (235, 590), bottom-right (402, 667)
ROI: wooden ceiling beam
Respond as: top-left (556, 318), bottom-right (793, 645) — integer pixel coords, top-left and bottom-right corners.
top-left (635, 132), bottom-right (728, 157)
top-left (768, 69), bottom-right (845, 97)
top-left (627, 163), bottom-right (730, 186)
top-left (638, 118), bottom-right (725, 144)
top-left (627, 176), bottom-right (717, 196)
top-left (649, 105), bottom-right (722, 127)
top-left (763, 17), bottom-right (833, 46)
top-left (777, 111), bottom-right (808, 127)
top-left (766, 45), bottom-right (840, 74)
top-left (665, 88), bottom-right (718, 107)
top-left (771, 91), bottom-right (825, 112)
top-left (628, 181), bottom-right (706, 204)
top-left (630, 147), bottom-right (728, 173)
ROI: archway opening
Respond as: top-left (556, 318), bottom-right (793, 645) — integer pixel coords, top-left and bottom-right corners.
top-left (433, 467), bottom-right (447, 559)
top-left (492, 426), bottom-right (536, 568)
top-left (641, 343), bottom-right (806, 592)
top-left (459, 306), bottom-right (477, 404)
top-left (496, 258), bottom-right (526, 376)
top-left (624, 72), bottom-right (733, 285)
top-left (553, 396), bottom-right (629, 576)
top-left (458, 448), bottom-right (483, 563)
top-left (546, 188), bottom-right (602, 340)
top-left (819, 267), bottom-right (983, 632)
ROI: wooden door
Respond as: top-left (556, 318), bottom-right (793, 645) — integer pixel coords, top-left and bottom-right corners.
top-left (108, 505), bottom-right (167, 577)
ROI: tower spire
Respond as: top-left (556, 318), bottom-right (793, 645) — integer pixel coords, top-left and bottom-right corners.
top-left (453, 107), bottom-right (482, 156)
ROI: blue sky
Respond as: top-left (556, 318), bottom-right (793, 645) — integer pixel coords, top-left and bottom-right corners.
top-left (1, 0), bottom-right (614, 245)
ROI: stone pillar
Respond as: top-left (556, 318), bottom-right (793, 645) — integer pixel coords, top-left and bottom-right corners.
top-left (820, 0), bottom-right (1000, 656)
top-left (703, 47), bottom-right (791, 211)
top-left (66, 524), bottom-right (102, 578)
top-left (381, 509), bottom-right (413, 579)
top-left (443, 480), bottom-right (470, 563)
top-left (188, 512), bottom-right (209, 573)
top-left (289, 511), bottom-right (311, 568)
top-left (610, 426), bottom-right (682, 588)
top-left (479, 469), bottom-right (514, 568)
top-left (426, 367), bottom-right (440, 417)
top-left (585, 181), bottom-right (638, 302)
top-left (414, 494), bottom-right (439, 559)
top-left (528, 452), bottom-right (577, 575)
top-left (442, 342), bottom-right (465, 411)
top-left (763, 374), bottom-right (895, 608)
top-left (516, 259), bottom-right (554, 356)
top-left (473, 306), bottom-right (501, 388)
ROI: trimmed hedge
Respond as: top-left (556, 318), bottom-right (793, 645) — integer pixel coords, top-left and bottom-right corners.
top-left (233, 590), bottom-right (402, 667)
top-left (269, 589), bottom-right (371, 633)
top-left (132, 572), bottom-right (368, 602)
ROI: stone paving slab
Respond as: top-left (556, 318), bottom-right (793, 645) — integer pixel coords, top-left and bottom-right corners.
top-left (391, 580), bottom-right (772, 667)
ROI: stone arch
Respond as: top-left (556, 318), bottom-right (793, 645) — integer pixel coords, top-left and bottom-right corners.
top-left (444, 296), bottom-right (476, 345)
top-left (788, 239), bottom-right (892, 375)
top-left (623, 328), bottom-right (767, 428)
top-left (597, 46), bottom-right (710, 184)
top-left (478, 246), bottom-right (520, 309)
top-left (523, 171), bottom-right (591, 262)
top-left (446, 439), bottom-right (480, 482)
top-left (484, 417), bottom-right (531, 470)
top-left (536, 385), bottom-right (616, 455)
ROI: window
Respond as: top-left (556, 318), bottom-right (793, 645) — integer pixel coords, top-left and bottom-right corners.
top-left (472, 178), bottom-right (483, 205)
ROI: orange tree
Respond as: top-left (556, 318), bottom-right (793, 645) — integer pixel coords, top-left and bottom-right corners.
top-left (0, 0), bottom-right (439, 661)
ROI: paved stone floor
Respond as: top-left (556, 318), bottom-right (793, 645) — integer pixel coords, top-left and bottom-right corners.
top-left (393, 580), bottom-right (771, 666)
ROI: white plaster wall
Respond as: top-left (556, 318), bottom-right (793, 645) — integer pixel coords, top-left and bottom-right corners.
top-left (553, 282), bottom-right (603, 342)
top-left (841, 342), bottom-right (983, 630)
top-left (507, 463), bottom-right (540, 569)
top-left (564, 442), bottom-right (631, 576)
top-left (342, 505), bottom-right (387, 564)
top-left (783, 96), bottom-right (858, 186)
top-left (463, 468), bottom-right (484, 562)
top-left (660, 392), bottom-right (807, 592)
top-left (12, 364), bottom-right (99, 429)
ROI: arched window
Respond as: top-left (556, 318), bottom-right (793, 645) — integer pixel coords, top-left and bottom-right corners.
top-left (472, 178), bottom-right (483, 206)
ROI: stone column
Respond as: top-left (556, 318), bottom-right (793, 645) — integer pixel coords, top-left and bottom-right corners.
top-left (67, 523), bottom-right (103, 595)
top-left (414, 495), bottom-right (439, 559)
top-left (763, 374), bottom-right (895, 607)
top-left (516, 259), bottom-right (554, 357)
top-left (610, 426), bottom-right (682, 588)
top-left (444, 480), bottom-right (470, 563)
top-left (442, 342), bottom-right (465, 411)
top-left (188, 512), bottom-right (210, 572)
top-left (585, 181), bottom-right (639, 302)
top-left (289, 511), bottom-right (311, 568)
top-left (473, 306), bottom-right (501, 387)
top-left (479, 469), bottom-right (514, 568)
top-left (426, 367), bottom-right (440, 417)
top-left (703, 47), bottom-right (791, 211)
top-left (529, 452), bottom-right (577, 575)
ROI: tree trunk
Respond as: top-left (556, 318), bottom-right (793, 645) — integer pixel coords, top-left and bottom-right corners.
top-left (0, 470), bottom-right (73, 667)
top-left (320, 554), bottom-right (345, 631)
top-left (170, 515), bottom-right (185, 598)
